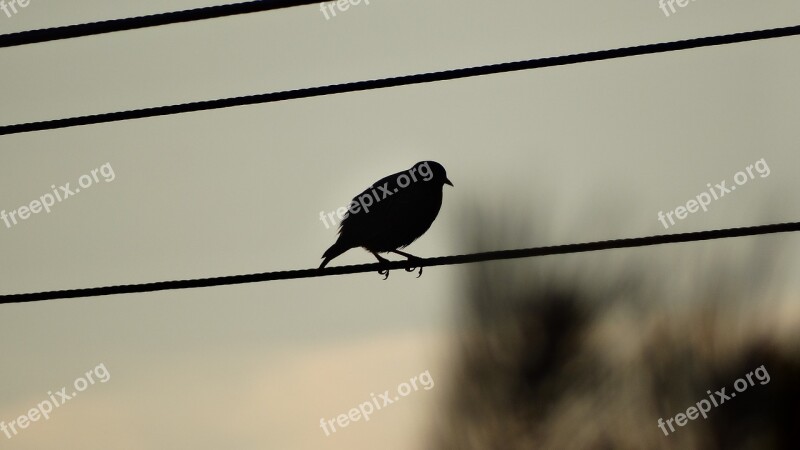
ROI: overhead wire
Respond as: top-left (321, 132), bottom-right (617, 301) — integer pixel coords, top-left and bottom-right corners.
top-left (1, 9), bottom-right (797, 305)
top-left (1, 24), bottom-right (799, 136)
top-left (1, 221), bottom-right (797, 304)
top-left (0, 0), bottom-right (320, 49)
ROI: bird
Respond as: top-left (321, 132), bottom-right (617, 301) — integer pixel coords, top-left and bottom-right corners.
top-left (319, 161), bottom-right (453, 279)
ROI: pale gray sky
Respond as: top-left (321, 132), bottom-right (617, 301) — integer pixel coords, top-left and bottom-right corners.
top-left (1, 1), bottom-right (799, 449)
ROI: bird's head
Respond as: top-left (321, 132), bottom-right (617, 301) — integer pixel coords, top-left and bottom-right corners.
top-left (414, 161), bottom-right (453, 187)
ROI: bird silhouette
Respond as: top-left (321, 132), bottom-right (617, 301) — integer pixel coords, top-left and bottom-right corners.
top-left (319, 161), bottom-right (453, 279)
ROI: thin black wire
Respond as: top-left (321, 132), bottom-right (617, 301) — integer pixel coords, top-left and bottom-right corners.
top-left (1, 24), bottom-right (798, 136)
top-left (1, 222), bottom-right (797, 304)
top-left (0, 0), bottom-right (319, 49)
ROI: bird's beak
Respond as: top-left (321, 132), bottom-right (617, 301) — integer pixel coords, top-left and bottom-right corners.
top-left (445, 177), bottom-right (453, 187)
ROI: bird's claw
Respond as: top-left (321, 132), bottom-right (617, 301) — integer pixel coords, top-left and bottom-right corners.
top-left (374, 254), bottom-right (423, 279)
top-left (402, 255), bottom-right (424, 278)
top-left (404, 266), bottom-right (423, 278)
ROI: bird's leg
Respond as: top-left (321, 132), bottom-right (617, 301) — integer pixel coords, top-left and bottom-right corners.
top-left (372, 252), bottom-right (391, 280)
top-left (391, 250), bottom-right (424, 278)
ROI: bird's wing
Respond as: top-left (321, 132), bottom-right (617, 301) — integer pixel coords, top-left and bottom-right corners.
top-left (337, 169), bottom-right (413, 242)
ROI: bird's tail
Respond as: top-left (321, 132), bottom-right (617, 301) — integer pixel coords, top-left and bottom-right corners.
top-left (319, 241), bottom-right (351, 269)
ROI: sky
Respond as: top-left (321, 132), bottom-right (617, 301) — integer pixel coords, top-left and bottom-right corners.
top-left (0, 1), bottom-right (799, 449)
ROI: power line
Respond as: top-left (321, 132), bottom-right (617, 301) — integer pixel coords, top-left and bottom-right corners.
top-left (1, 24), bottom-right (798, 137)
top-left (1, 222), bottom-right (797, 304)
top-left (0, 0), bottom-right (319, 49)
